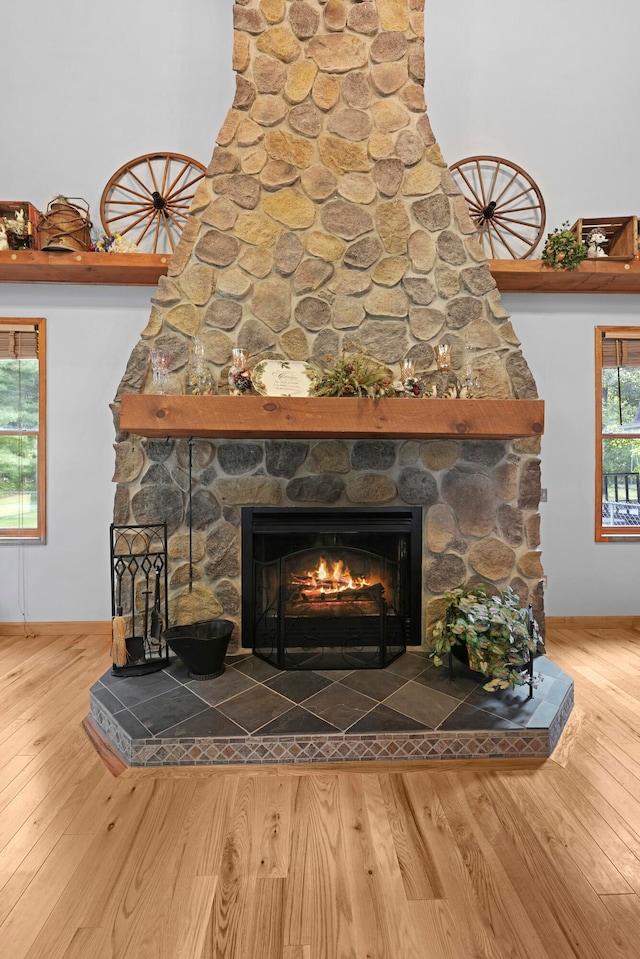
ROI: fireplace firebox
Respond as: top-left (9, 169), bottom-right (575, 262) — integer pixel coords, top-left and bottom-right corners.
top-left (241, 507), bottom-right (422, 670)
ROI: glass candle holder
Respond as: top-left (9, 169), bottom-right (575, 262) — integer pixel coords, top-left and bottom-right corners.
top-left (461, 344), bottom-right (479, 397)
top-left (149, 348), bottom-right (171, 394)
top-left (400, 357), bottom-right (417, 395)
top-left (231, 347), bottom-right (248, 369)
top-left (400, 357), bottom-right (416, 382)
top-left (436, 343), bottom-right (451, 373)
top-left (228, 347), bottom-right (252, 394)
top-left (461, 368), bottom-right (480, 398)
top-left (187, 336), bottom-right (215, 395)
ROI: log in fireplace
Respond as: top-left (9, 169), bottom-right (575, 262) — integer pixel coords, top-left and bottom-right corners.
top-left (241, 507), bottom-right (422, 670)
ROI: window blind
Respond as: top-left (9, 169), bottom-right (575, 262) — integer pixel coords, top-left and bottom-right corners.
top-left (601, 332), bottom-right (640, 369)
top-left (0, 325), bottom-right (38, 360)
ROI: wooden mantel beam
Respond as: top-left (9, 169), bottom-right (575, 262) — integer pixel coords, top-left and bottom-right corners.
top-left (120, 394), bottom-right (544, 441)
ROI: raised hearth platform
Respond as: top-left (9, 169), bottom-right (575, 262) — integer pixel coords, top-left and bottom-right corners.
top-left (88, 649), bottom-right (573, 767)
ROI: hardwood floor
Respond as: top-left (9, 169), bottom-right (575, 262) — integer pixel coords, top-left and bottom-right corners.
top-left (1, 625), bottom-right (640, 958)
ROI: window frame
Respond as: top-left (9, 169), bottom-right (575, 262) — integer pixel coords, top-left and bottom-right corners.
top-left (0, 317), bottom-right (46, 542)
top-left (595, 324), bottom-right (640, 541)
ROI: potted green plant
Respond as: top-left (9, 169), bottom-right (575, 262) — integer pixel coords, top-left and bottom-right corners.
top-left (540, 221), bottom-right (588, 270)
top-left (430, 583), bottom-right (541, 691)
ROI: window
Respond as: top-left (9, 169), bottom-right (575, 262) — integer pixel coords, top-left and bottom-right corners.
top-left (0, 318), bottom-right (46, 541)
top-left (596, 326), bottom-right (640, 540)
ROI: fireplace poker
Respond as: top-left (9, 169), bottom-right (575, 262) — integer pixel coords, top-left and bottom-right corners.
top-left (188, 437), bottom-right (194, 592)
top-left (112, 565), bottom-right (127, 667)
top-left (142, 582), bottom-right (152, 655)
top-left (150, 563), bottom-right (165, 647)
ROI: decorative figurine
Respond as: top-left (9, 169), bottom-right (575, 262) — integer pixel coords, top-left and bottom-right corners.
top-left (4, 209), bottom-right (31, 250)
top-left (586, 227), bottom-right (608, 258)
top-left (0, 222), bottom-right (8, 251)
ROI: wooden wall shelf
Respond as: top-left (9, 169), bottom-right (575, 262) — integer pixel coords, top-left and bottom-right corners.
top-left (0, 250), bottom-right (170, 286)
top-left (487, 258), bottom-right (640, 294)
top-left (120, 394), bottom-right (544, 441)
top-left (2, 251), bottom-right (639, 294)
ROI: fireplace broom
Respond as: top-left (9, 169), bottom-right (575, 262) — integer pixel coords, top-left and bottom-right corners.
top-left (112, 568), bottom-right (127, 667)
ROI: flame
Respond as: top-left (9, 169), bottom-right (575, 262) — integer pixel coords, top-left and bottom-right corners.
top-left (300, 556), bottom-right (370, 596)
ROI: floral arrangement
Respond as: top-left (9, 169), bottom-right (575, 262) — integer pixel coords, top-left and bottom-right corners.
top-left (229, 369), bottom-right (252, 393)
top-left (540, 221), bottom-right (587, 270)
top-left (430, 583), bottom-right (541, 691)
top-left (401, 376), bottom-right (426, 397)
top-left (92, 232), bottom-right (139, 254)
top-left (307, 348), bottom-right (395, 398)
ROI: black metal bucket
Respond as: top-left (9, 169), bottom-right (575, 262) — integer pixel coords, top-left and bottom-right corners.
top-left (162, 619), bottom-right (234, 680)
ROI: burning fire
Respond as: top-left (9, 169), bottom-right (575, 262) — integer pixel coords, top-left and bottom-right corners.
top-left (294, 556), bottom-right (371, 600)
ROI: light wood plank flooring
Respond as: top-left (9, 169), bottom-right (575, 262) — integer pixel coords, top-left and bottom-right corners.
top-left (1, 624), bottom-right (640, 958)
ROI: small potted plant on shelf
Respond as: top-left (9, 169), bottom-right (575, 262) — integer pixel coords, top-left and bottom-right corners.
top-left (540, 221), bottom-right (588, 270)
top-left (429, 583), bottom-right (541, 691)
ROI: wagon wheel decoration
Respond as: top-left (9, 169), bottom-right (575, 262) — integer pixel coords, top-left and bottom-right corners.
top-left (100, 152), bottom-right (207, 254)
top-left (449, 156), bottom-right (546, 260)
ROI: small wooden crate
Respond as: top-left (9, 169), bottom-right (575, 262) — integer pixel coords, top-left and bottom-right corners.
top-left (0, 201), bottom-right (42, 250)
top-left (572, 216), bottom-right (638, 260)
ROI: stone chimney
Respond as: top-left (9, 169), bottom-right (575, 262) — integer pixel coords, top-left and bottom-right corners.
top-left (113, 0), bottom-right (544, 639)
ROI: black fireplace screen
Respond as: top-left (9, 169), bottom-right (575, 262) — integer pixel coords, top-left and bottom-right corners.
top-left (241, 507), bottom-right (422, 669)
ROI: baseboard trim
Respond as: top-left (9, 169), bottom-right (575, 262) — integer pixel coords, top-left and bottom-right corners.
top-left (0, 621), bottom-right (111, 637)
top-left (546, 615), bottom-right (640, 630)
top-left (0, 617), bottom-right (637, 637)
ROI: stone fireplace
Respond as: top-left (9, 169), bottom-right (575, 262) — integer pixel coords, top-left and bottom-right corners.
top-left (112, 0), bottom-right (545, 653)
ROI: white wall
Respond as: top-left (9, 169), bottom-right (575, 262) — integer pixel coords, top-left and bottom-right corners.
top-left (426, 0), bottom-right (640, 229)
top-left (1, 0), bottom-right (639, 621)
top-left (0, 286), bottom-right (146, 622)
top-left (513, 294), bottom-right (640, 616)
top-left (425, 0), bottom-right (640, 616)
top-left (0, 0), bottom-right (233, 623)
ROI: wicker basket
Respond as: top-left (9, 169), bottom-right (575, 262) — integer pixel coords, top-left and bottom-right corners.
top-left (37, 196), bottom-right (92, 252)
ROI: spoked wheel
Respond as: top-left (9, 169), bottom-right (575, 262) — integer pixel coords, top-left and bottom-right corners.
top-left (100, 152), bottom-right (206, 254)
top-left (449, 156), bottom-right (546, 259)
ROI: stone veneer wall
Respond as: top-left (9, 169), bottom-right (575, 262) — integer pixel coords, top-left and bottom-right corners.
top-left (112, 0), bottom-right (545, 645)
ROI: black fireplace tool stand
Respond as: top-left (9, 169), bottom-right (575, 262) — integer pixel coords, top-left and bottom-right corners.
top-left (110, 523), bottom-right (171, 676)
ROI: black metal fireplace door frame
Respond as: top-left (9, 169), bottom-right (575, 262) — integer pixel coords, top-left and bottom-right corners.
top-left (241, 507), bottom-right (422, 669)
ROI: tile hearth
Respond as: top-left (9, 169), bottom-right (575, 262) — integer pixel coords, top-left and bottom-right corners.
top-left (89, 649), bottom-right (574, 767)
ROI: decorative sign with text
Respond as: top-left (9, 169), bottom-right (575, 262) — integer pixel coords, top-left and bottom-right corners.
top-left (252, 360), bottom-right (313, 397)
